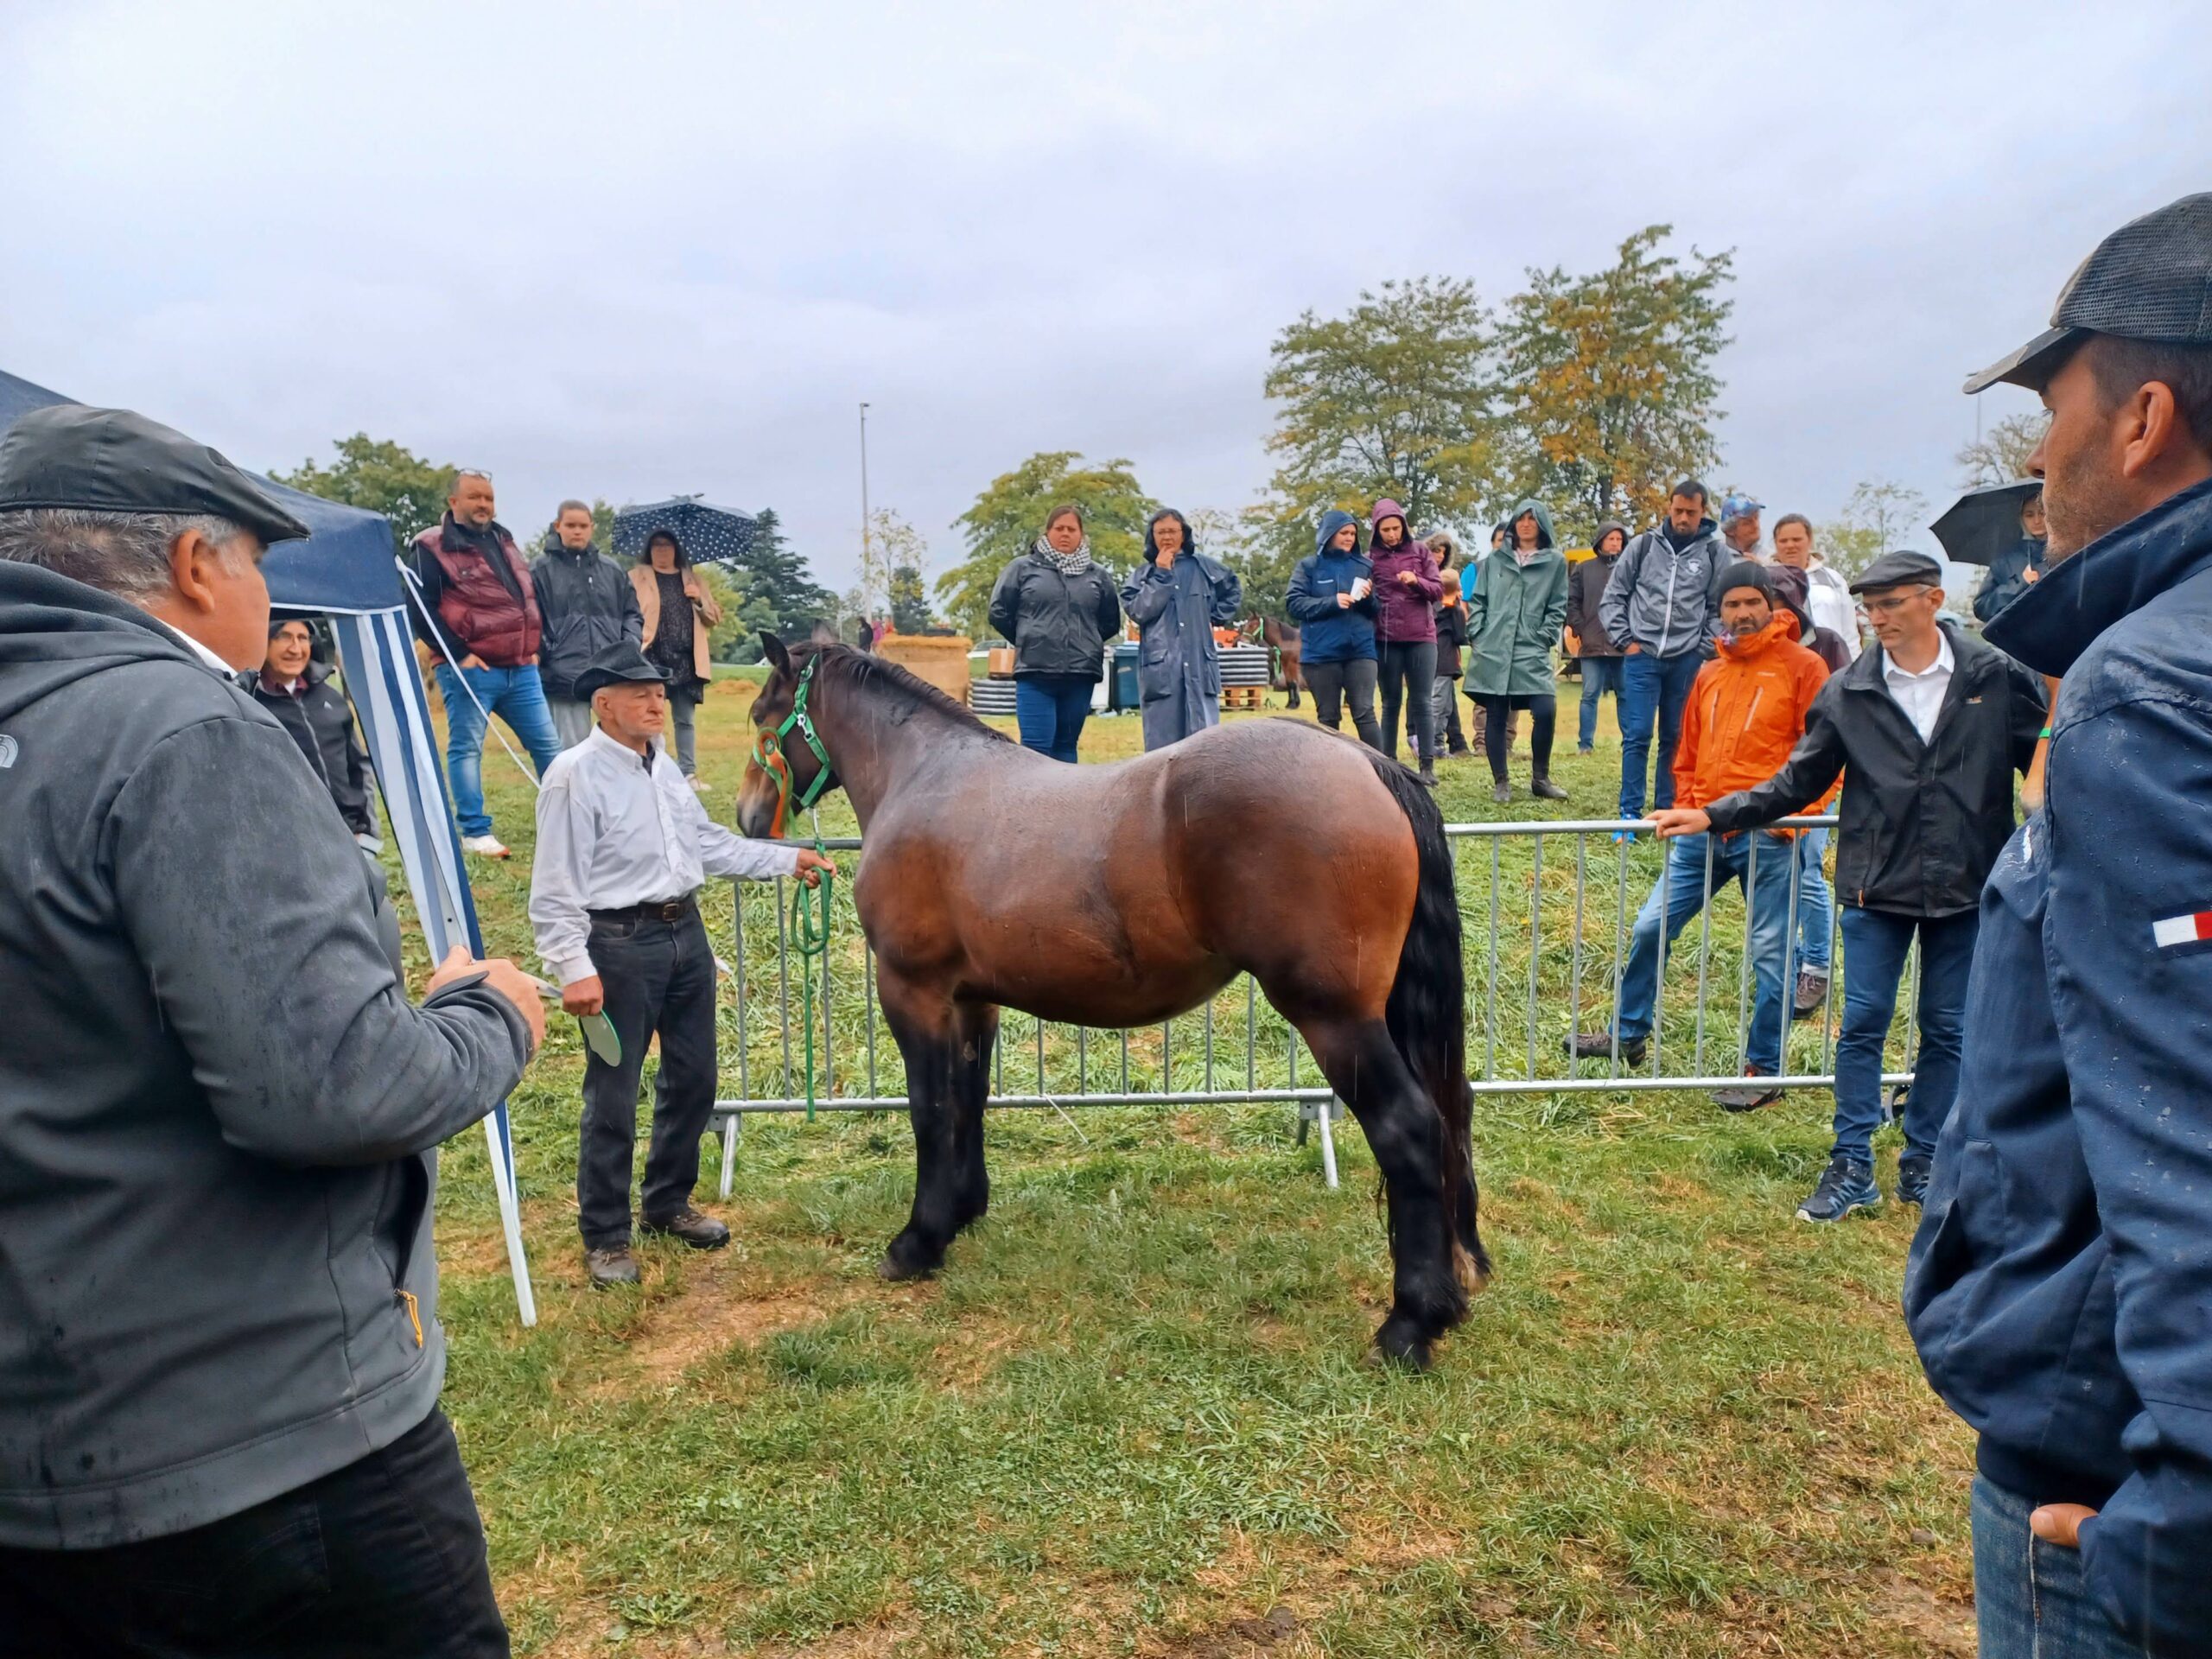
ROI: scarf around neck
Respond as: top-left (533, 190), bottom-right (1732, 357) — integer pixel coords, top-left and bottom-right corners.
top-left (1033, 535), bottom-right (1093, 577)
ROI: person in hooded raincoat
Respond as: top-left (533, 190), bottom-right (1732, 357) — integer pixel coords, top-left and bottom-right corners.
top-left (1121, 508), bottom-right (1243, 751)
top-left (1464, 499), bottom-right (1571, 802)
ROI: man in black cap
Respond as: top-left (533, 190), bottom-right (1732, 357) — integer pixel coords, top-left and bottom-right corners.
top-left (1653, 549), bottom-right (2043, 1223)
top-left (531, 640), bottom-right (835, 1287)
top-left (0, 404), bottom-right (544, 1655)
top-left (1904, 193), bottom-right (2212, 1659)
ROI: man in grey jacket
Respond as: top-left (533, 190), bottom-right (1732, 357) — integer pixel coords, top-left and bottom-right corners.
top-left (0, 405), bottom-right (543, 1656)
top-left (1597, 480), bottom-right (1728, 822)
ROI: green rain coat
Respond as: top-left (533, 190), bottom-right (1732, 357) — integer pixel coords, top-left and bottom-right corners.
top-left (1463, 499), bottom-right (1571, 697)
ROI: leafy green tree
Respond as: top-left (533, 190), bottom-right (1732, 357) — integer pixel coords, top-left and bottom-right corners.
top-left (1496, 226), bottom-right (1735, 539)
top-left (1821, 478), bottom-right (1930, 582)
top-left (1256, 276), bottom-right (1500, 548)
top-left (1955, 412), bottom-right (2047, 487)
top-left (887, 564), bottom-right (933, 632)
top-left (731, 507), bottom-right (838, 640)
top-left (273, 433), bottom-right (454, 554)
top-left (938, 452), bottom-right (1154, 638)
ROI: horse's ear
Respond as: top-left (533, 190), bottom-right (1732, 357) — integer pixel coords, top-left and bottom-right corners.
top-left (761, 632), bottom-right (791, 675)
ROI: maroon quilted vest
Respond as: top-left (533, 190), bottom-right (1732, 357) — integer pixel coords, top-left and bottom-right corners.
top-left (414, 522), bottom-right (542, 666)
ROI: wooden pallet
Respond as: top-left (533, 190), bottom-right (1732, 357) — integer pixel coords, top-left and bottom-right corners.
top-left (1222, 685), bottom-right (1266, 711)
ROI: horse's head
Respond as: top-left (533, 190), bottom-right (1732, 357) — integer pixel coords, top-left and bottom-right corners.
top-left (737, 631), bottom-right (840, 839)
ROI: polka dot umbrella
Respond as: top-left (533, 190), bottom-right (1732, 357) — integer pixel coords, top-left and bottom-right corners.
top-left (612, 494), bottom-right (759, 567)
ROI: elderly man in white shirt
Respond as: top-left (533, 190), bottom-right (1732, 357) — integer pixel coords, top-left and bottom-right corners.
top-left (531, 641), bottom-right (834, 1287)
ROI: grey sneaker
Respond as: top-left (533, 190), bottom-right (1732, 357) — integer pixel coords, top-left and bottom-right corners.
top-left (1711, 1071), bottom-right (1786, 1113)
top-left (585, 1245), bottom-right (640, 1287)
top-left (1491, 780), bottom-right (1514, 804)
top-left (1896, 1154), bottom-right (1933, 1208)
top-left (1792, 968), bottom-right (1831, 1020)
top-left (1797, 1155), bottom-right (1881, 1223)
top-left (1564, 1030), bottom-right (1648, 1066)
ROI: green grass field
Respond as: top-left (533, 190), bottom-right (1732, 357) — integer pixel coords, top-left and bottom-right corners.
top-left (411, 674), bottom-right (1975, 1657)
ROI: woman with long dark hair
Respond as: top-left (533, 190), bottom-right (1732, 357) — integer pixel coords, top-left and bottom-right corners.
top-left (987, 505), bottom-right (1123, 762)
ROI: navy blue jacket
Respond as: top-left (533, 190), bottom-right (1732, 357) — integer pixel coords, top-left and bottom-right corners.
top-left (1284, 511), bottom-right (1377, 664)
top-left (1904, 474), bottom-right (2212, 1656)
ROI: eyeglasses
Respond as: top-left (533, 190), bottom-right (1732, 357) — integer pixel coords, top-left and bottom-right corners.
top-left (1864, 588), bottom-right (1935, 617)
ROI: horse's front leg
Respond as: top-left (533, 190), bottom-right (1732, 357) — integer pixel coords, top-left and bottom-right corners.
top-left (876, 969), bottom-right (971, 1281)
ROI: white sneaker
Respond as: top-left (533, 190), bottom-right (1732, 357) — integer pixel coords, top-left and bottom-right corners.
top-left (461, 834), bottom-right (510, 859)
top-left (688, 775), bottom-right (712, 794)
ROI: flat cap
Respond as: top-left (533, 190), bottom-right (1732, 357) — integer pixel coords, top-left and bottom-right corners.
top-left (0, 404), bottom-right (311, 545)
top-left (1847, 550), bottom-right (1944, 594)
top-left (1964, 193), bottom-right (2212, 394)
top-left (574, 639), bottom-right (670, 701)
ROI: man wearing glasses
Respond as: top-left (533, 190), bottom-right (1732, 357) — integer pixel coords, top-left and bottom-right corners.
top-left (1650, 550), bottom-right (2044, 1223)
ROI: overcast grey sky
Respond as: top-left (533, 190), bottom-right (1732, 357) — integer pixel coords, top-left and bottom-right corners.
top-left (3, 1), bottom-right (2207, 593)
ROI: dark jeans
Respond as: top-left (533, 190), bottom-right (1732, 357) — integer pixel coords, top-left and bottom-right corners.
top-left (580, 906), bottom-right (720, 1248)
top-left (1304, 657), bottom-right (1382, 750)
top-left (1577, 654), bottom-right (1624, 750)
top-left (1617, 649), bottom-right (1702, 817)
top-left (1477, 693), bottom-right (1556, 781)
top-left (0, 1408), bottom-right (506, 1659)
top-left (1834, 906), bottom-right (1979, 1164)
top-left (1014, 673), bottom-right (1093, 763)
top-left (1972, 1477), bottom-right (2144, 1657)
top-left (1377, 639), bottom-right (1438, 766)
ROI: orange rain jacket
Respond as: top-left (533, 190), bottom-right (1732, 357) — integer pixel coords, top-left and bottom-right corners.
top-left (1671, 610), bottom-right (1838, 830)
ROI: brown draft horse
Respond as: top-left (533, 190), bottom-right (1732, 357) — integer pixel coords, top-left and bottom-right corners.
top-left (736, 634), bottom-right (1488, 1365)
top-left (1243, 615), bottom-right (1304, 708)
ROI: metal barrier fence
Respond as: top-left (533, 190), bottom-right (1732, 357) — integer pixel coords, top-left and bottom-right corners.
top-left (710, 815), bottom-right (1916, 1192)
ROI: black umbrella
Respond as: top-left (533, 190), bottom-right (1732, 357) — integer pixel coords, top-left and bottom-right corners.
top-left (613, 495), bottom-right (758, 565)
top-left (1931, 480), bottom-right (2041, 567)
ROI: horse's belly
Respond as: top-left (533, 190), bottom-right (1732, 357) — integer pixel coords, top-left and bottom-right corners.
top-left (963, 951), bottom-right (1235, 1031)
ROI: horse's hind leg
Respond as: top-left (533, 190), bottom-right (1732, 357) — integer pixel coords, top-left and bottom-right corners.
top-left (877, 970), bottom-right (992, 1281)
top-left (1300, 1015), bottom-right (1467, 1369)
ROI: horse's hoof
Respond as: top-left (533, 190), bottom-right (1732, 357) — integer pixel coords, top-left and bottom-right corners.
top-left (1371, 1313), bottom-right (1436, 1372)
top-left (879, 1231), bottom-right (943, 1282)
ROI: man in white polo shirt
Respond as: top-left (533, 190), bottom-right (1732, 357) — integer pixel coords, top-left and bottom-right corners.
top-left (530, 641), bottom-right (833, 1287)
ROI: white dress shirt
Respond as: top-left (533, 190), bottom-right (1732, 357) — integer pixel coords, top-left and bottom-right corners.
top-left (161, 621), bottom-right (237, 675)
top-left (530, 728), bottom-right (802, 986)
top-left (1880, 629), bottom-right (1955, 744)
top-left (1804, 562), bottom-right (1862, 660)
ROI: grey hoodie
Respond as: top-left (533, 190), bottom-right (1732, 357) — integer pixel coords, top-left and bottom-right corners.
top-left (0, 563), bottom-right (531, 1548)
top-left (1596, 517), bottom-right (1729, 659)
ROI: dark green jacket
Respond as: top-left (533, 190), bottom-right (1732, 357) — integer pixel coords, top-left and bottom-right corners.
top-left (1464, 500), bottom-right (1570, 697)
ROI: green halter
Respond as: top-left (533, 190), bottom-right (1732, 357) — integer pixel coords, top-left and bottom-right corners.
top-left (750, 656), bottom-right (836, 835)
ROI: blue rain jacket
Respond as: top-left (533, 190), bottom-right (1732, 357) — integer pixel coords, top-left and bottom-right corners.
top-left (1904, 474), bottom-right (2212, 1656)
top-left (1284, 510), bottom-right (1376, 664)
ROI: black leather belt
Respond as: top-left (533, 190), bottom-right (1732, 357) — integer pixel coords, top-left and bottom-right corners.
top-left (588, 895), bottom-right (696, 925)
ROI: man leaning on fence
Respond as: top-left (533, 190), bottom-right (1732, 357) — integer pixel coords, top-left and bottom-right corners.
top-left (1656, 550), bottom-right (2043, 1224)
top-left (1567, 562), bottom-right (1833, 1110)
top-left (530, 641), bottom-right (833, 1289)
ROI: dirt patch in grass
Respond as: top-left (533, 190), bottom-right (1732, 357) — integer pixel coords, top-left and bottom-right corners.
top-left (598, 1259), bottom-right (873, 1395)
top-left (1865, 1569), bottom-right (1974, 1656)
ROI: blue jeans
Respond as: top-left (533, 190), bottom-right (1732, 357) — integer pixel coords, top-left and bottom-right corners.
top-left (1617, 650), bottom-right (1702, 817)
top-left (1014, 673), bottom-right (1094, 763)
top-left (1972, 1477), bottom-right (2144, 1657)
top-left (434, 662), bottom-right (563, 837)
top-left (1577, 655), bottom-right (1624, 750)
top-left (1795, 826), bottom-right (1833, 971)
top-left (1833, 906), bottom-right (1979, 1163)
top-left (1611, 830), bottom-right (1802, 1075)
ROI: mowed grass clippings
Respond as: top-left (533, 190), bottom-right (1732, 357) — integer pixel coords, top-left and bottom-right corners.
top-left (400, 674), bottom-right (1975, 1656)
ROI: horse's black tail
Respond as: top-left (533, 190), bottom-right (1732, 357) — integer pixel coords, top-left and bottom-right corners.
top-left (1363, 751), bottom-right (1490, 1291)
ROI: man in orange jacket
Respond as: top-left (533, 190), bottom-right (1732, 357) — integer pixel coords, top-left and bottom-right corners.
top-left (1567, 562), bottom-right (1834, 1109)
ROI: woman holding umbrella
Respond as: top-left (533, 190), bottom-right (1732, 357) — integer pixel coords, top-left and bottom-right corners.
top-left (629, 529), bottom-right (721, 785)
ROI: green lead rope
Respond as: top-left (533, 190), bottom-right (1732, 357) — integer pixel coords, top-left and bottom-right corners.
top-left (789, 832), bottom-right (834, 1122)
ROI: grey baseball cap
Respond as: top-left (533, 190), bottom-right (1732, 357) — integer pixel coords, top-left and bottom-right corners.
top-left (1963, 192), bottom-right (2212, 395)
top-left (0, 404), bottom-right (311, 545)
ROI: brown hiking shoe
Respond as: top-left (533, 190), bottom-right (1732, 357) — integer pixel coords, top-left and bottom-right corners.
top-left (585, 1245), bottom-right (640, 1288)
top-left (640, 1205), bottom-right (731, 1250)
top-left (1712, 1071), bottom-right (1787, 1114)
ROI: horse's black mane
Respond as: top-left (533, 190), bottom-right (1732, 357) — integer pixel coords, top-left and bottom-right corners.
top-left (798, 643), bottom-right (1013, 742)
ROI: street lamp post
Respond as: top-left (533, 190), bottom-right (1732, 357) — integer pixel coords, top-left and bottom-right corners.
top-left (859, 402), bottom-right (872, 621)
